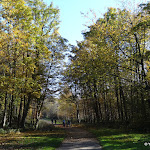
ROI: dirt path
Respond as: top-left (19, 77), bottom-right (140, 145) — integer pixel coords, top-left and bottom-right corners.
top-left (56, 127), bottom-right (102, 150)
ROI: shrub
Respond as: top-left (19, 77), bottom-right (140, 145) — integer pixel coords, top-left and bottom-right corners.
top-left (36, 120), bottom-right (55, 131)
top-left (0, 128), bottom-right (7, 134)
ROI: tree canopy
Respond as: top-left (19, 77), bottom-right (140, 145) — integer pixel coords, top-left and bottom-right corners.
top-left (63, 2), bottom-right (150, 126)
top-left (0, 0), bottom-right (150, 130)
top-left (0, 0), bottom-right (67, 128)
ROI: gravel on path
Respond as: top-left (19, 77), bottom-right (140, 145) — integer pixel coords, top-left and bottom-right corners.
top-left (56, 127), bottom-right (102, 150)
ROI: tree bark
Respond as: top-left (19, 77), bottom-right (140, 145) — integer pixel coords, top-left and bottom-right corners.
top-left (9, 94), bottom-right (14, 127)
top-left (20, 93), bottom-right (31, 128)
top-left (2, 92), bottom-right (8, 128)
top-left (18, 97), bottom-right (23, 128)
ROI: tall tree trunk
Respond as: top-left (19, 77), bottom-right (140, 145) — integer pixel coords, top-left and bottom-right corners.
top-left (76, 102), bottom-right (80, 123)
top-left (35, 99), bottom-right (44, 129)
top-left (18, 97), bottom-right (23, 128)
top-left (2, 92), bottom-right (8, 128)
top-left (93, 80), bottom-right (100, 123)
top-left (130, 84), bottom-right (134, 120)
top-left (103, 93), bottom-right (108, 121)
top-left (98, 102), bottom-right (102, 121)
top-left (114, 76), bottom-right (121, 120)
top-left (9, 94), bottom-right (14, 127)
top-left (140, 88), bottom-right (147, 119)
top-left (20, 93), bottom-right (31, 128)
top-left (134, 33), bottom-right (147, 119)
top-left (93, 100), bottom-right (100, 123)
top-left (109, 99), bottom-right (113, 121)
top-left (119, 83), bottom-right (127, 121)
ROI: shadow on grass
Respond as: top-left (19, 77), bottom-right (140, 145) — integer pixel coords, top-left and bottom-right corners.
top-left (0, 135), bottom-right (64, 150)
top-left (90, 128), bottom-right (150, 150)
top-left (91, 128), bottom-right (125, 137)
top-left (23, 138), bottom-right (63, 149)
top-left (101, 139), bottom-right (149, 150)
top-left (28, 133), bottom-right (65, 138)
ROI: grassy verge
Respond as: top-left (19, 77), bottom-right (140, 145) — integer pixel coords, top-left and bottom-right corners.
top-left (0, 128), bottom-right (65, 150)
top-left (88, 127), bottom-right (150, 150)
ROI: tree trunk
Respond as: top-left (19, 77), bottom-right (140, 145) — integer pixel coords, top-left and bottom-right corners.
top-left (18, 97), bottom-right (23, 128)
top-left (119, 83), bottom-right (127, 121)
top-left (2, 92), bottom-right (8, 128)
top-left (35, 99), bottom-right (44, 129)
top-left (20, 94), bottom-right (31, 128)
top-left (76, 103), bottom-right (80, 123)
top-left (114, 76), bottom-right (121, 120)
top-left (9, 94), bottom-right (14, 127)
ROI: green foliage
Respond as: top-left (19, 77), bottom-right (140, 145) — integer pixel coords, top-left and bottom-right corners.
top-left (64, 2), bottom-right (150, 124)
top-left (0, 129), bottom-right (7, 134)
top-left (0, 128), bottom-right (20, 134)
top-left (0, 0), bottom-right (66, 129)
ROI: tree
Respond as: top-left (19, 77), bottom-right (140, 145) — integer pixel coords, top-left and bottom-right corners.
top-left (64, 3), bottom-right (150, 126)
top-left (0, 0), bottom-right (64, 129)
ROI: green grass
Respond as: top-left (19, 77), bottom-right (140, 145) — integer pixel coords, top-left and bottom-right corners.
top-left (90, 128), bottom-right (150, 150)
top-left (0, 129), bottom-right (65, 150)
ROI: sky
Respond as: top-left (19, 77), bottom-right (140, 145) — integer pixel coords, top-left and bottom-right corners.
top-left (43, 0), bottom-right (149, 45)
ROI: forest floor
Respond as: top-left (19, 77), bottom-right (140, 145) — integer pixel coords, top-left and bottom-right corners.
top-left (56, 126), bottom-right (102, 150)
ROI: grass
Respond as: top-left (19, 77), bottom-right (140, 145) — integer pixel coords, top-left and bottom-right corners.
top-left (0, 127), bottom-right (65, 150)
top-left (89, 127), bottom-right (150, 150)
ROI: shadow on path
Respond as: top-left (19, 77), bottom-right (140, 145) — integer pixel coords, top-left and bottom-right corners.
top-left (56, 127), bottom-right (102, 150)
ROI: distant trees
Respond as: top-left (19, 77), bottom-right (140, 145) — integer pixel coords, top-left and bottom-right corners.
top-left (56, 86), bottom-right (76, 121)
top-left (0, 0), bottom-right (66, 129)
top-left (64, 2), bottom-right (150, 126)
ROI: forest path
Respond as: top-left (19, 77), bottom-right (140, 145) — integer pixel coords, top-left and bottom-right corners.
top-left (56, 126), bottom-right (102, 150)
